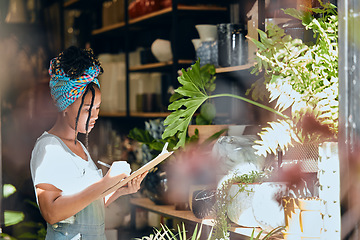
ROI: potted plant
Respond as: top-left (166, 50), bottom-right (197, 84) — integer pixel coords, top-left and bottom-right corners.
top-left (212, 170), bottom-right (268, 240)
top-left (162, 1), bottom-right (338, 157)
top-left (161, 1), bottom-right (338, 239)
top-left (162, 59), bottom-right (284, 150)
top-left (173, 63), bottom-right (231, 145)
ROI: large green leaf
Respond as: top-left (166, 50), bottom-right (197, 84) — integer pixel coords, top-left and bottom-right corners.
top-left (4, 210), bottom-right (25, 227)
top-left (162, 60), bottom-right (287, 150)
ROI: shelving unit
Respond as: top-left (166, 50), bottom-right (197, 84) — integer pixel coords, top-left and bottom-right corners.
top-left (62, 0), bottom-right (265, 119)
top-left (130, 198), bottom-right (283, 239)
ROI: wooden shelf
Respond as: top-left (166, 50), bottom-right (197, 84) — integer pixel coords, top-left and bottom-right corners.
top-left (129, 5), bottom-right (227, 25)
top-left (130, 198), bottom-right (282, 239)
top-left (129, 112), bottom-right (170, 118)
top-left (64, 0), bottom-right (80, 8)
top-left (92, 22), bottom-right (126, 36)
top-left (215, 63), bottom-right (254, 73)
top-left (129, 60), bottom-right (193, 72)
top-left (99, 111), bottom-right (127, 117)
top-left (91, 5), bottom-right (227, 36)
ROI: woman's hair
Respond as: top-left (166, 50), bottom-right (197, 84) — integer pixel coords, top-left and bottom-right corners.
top-left (76, 82), bottom-right (98, 148)
top-left (53, 46), bottom-right (102, 148)
top-left (51, 46), bottom-right (103, 79)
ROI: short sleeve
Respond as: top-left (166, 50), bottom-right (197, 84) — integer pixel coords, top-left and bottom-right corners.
top-left (30, 136), bottom-right (80, 193)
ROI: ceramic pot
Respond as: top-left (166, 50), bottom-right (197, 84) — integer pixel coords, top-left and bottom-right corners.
top-left (195, 24), bottom-right (217, 42)
top-left (252, 182), bottom-right (288, 232)
top-left (196, 40), bottom-right (218, 66)
top-left (191, 39), bottom-right (202, 51)
top-left (227, 183), bottom-right (260, 227)
top-left (151, 39), bottom-right (172, 62)
top-left (5, 0), bottom-right (28, 23)
top-left (143, 165), bottom-right (172, 205)
top-left (189, 185), bottom-right (215, 219)
top-left (212, 135), bottom-right (266, 174)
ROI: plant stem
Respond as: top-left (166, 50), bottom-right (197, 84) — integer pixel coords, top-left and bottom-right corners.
top-left (209, 93), bottom-right (289, 119)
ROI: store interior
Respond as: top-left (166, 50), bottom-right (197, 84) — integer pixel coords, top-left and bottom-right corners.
top-left (2, 0), bottom-right (359, 240)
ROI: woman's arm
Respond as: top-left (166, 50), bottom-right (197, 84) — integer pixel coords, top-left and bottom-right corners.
top-left (104, 171), bottom-right (148, 207)
top-left (36, 171), bottom-right (127, 225)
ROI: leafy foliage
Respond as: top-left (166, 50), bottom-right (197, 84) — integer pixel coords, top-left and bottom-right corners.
top-left (162, 61), bottom-right (285, 150)
top-left (1, 185), bottom-right (46, 239)
top-left (136, 223), bottom-right (212, 240)
top-left (211, 171), bottom-right (268, 240)
top-left (2, 184), bottom-right (24, 227)
top-left (247, 1), bottom-right (338, 156)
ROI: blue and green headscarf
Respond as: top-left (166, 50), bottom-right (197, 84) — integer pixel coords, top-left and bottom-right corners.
top-left (49, 58), bottom-right (101, 112)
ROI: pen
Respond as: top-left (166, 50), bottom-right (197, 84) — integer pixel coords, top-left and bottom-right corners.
top-left (97, 160), bottom-right (111, 168)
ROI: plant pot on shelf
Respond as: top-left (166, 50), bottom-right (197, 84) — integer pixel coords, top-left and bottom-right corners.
top-left (188, 185), bottom-right (215, 219)
top-left (227, 183), bottom-right (260, 227)
top-left (195, 24), bottom-right (217, 42)
top-left (252, 182), bottom-right (288, 232)
top-left (143, 165), bottom-right (172, 205)
top-left (151, 39), bottom-right (172, 62)
top-left (188, 124), bottom-right (229, 145)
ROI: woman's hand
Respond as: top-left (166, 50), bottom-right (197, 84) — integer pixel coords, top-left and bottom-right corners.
top-left (102, 161), bottom-right (131, 188)
top-left (118, 171), bottom-right (148, 195)
top-left (104, 171), bottom-right (148, 207)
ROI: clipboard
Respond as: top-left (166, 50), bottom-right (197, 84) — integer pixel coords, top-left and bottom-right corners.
top-left (100, 143), bottom-right (173, 198)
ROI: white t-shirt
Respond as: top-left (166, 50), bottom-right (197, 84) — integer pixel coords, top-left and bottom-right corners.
top-left (30, 132), bottom-right (102, 202)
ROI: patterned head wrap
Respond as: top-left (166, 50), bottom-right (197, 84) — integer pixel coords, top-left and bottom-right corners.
top-left (49, 58), bottom-right (101, 112)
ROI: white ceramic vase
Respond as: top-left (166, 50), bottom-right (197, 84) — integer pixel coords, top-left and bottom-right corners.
top-left (151, 39), bottom-right (172, 62)
top-left (191, 39), bottom-right (202, 51)
top-left (252, 182), bottom-right (287, 232)
top-left (195, 24), bottom-right (217, 42)
top-left (227, 183), bottom-right (260, 227)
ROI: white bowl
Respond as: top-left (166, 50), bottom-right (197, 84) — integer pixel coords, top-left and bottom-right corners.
top-left (195, 24), bottom-right (217, 41)
top-left (151, 39), bottom-right (173, 62)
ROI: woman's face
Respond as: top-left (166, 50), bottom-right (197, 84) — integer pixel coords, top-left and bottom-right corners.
top-left (64, 86), bottom-right (101, 134)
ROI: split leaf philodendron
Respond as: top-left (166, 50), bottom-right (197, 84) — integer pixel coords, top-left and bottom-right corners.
top-left (162, 60), bottom-right (286, 150)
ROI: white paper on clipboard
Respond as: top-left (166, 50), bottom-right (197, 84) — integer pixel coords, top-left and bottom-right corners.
top-left (100, 143), bottom-right (173, 198)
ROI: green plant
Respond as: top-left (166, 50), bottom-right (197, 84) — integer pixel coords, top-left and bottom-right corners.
top-left (2, 184), bottom-right (25, 228)
top-left (1, 184), bottom-right (46, 240)
top-left (247, 1), bottom-right (338, 156)
top-left (136, 223), bottom-right (212, 240)
top-left (249, 226), bottom-right (285, 240)
top-left (171, 64), bottom-right (217, 126)
top-left (162, 60), bottom-right (285, 150)
top-left (163, 1), bottom-right (338, 157)
top-left (211, 171), bottom-right (269, 240)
